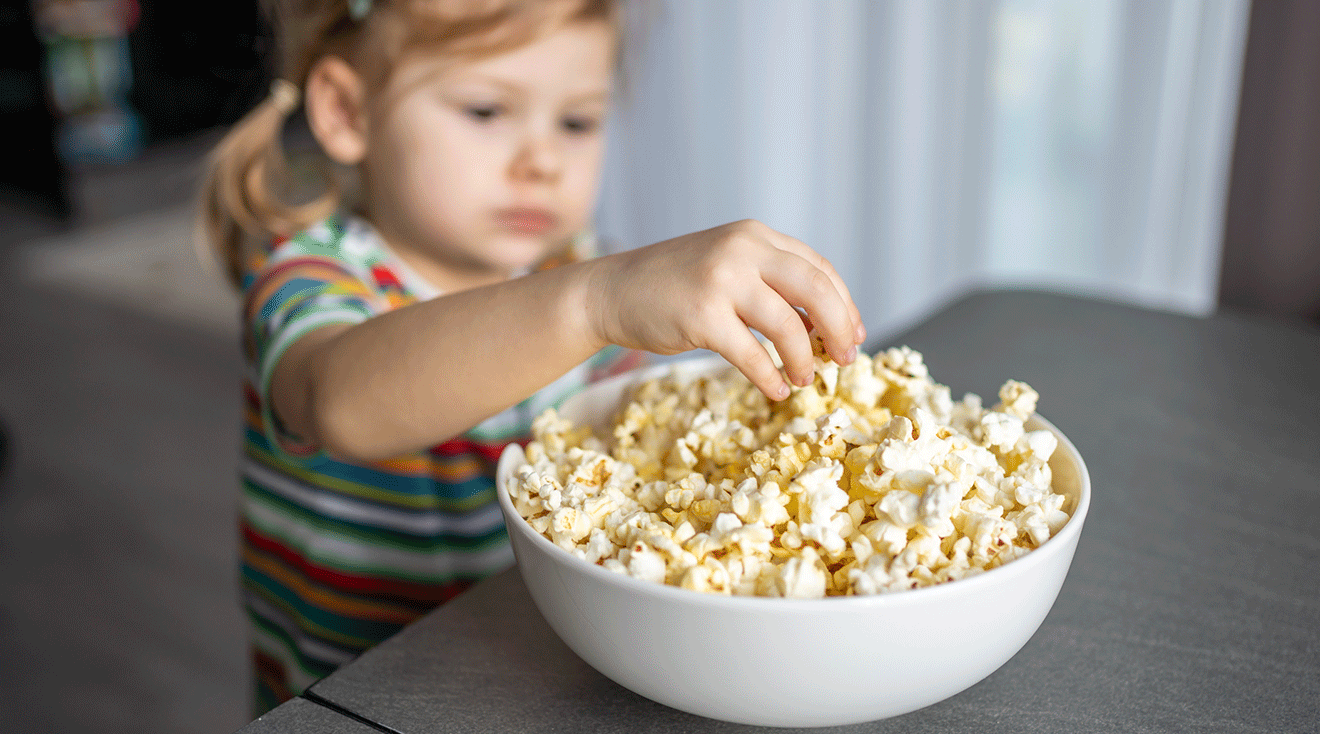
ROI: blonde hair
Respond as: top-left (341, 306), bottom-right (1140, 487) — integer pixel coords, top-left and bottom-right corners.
top-left (199, 0), bottom-right (619, 289)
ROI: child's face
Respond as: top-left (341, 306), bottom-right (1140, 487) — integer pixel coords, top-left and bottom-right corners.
top-left (362, 20), bottom-right (615, 285)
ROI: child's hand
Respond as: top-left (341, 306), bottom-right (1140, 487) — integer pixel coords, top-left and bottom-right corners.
top-left (586, 220), bottom-right (866, 400)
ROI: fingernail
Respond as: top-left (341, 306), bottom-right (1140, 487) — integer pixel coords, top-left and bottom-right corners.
top-left (843, 345), bottom-right (857, 364)
top-left (855, 323), bottom-right (866, 344)
top-left (776, 383), bottom-right (791, 400)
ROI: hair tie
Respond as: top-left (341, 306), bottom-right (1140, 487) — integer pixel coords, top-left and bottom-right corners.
top-left (348, 0), bottom-right (371, 20)
top-left (269, 78), bottom-right (300, 114)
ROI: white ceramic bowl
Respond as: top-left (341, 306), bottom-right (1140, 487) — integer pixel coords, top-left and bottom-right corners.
top-left (496, 356), bottom-right (1090, 728)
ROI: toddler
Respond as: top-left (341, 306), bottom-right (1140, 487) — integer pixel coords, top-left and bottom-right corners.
top-left (199, 0), bottom-right (865, 717)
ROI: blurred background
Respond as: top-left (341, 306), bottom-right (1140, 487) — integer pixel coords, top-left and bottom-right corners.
top-left (0, 1), bottom-right (1316, 732)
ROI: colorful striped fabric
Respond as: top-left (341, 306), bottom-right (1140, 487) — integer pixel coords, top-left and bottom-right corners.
top-left (237, 215), bottom-right (644, 716)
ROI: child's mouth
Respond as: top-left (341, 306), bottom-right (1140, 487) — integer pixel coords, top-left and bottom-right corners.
top-left (496, 208), bottom-right (558, 236)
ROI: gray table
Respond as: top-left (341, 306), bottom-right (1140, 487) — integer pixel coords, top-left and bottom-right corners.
top-left (235, 697), bottom-right (384, 733)
top-left (241, 290), bottom-right (1320, 733)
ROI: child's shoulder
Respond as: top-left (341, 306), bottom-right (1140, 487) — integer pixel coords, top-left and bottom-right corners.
top-left (244, 214), bottom-right (383, 285)
top-left (269, 214), bottom-right (381, 264)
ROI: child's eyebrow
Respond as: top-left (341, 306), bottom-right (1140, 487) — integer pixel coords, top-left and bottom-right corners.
top-left (452, 75), bottom-right (609, 105)
top-left (446, 74), bottom-right (522, 94)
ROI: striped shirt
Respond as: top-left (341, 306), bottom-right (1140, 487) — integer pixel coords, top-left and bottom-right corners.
top-left (238, 215), bottom-right (640, 714)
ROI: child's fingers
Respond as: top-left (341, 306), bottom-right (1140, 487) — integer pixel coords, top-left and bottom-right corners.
top-left (710, 321), bottom-right (791, 401)
top-left (736, 288), bottom-right (816, 387)
top-left (760, 248), bottom-right (858, 364)
top-left (764, 233), bottom-right (866, 345)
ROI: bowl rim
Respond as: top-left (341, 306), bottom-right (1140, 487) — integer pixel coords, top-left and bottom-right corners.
top-left (496, 356), bottom-right (1091, 610)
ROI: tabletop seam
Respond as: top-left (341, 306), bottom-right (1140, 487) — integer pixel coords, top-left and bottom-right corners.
top-left (300, 690), bottom-right (405, 734)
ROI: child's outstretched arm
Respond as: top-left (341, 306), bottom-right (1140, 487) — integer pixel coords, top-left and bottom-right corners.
top-left (270, 219), bottom-right (865, 463)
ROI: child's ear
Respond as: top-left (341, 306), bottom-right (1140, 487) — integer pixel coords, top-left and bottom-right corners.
top-left (305, 56), bottom-right (369, 165)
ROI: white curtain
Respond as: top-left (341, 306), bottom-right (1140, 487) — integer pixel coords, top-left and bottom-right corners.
top-left (596, 0), bottom-right (1251, 341)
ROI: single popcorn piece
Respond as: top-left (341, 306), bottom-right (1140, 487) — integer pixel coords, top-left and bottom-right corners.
top-left (508, 344), bottom-right (1072, 597)
top-left (774, 546), bottom-right (828, 598)
top-left (996, 380), bottom-right (1039, 420)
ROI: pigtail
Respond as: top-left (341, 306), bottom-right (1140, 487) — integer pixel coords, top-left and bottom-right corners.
top-left (198, 79), bottom-right (340, 290)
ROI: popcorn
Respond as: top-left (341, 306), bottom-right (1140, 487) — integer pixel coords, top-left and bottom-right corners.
top-left (774, 546), bottom-right (828, 598)
top-left (510, 346), bottom-right (1071, 597)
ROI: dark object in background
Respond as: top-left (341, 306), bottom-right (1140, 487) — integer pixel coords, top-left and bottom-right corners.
top-left (1221, 0), bottom-right (1320, 325)
top-left (0, 0), bottom-right (269, 219)
top-left (126, 1), bottom-right (271, 145)
top-left (0, 0), bottom-right (71, 219)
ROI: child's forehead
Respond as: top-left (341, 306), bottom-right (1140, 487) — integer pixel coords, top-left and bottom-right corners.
top-left (395, 21), bottom-right (615, 96)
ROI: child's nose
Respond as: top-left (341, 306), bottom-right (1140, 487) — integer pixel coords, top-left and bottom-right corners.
top-left (509, 132), bottom-right (562, 184)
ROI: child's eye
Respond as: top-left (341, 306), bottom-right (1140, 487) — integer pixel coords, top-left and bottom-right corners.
top-left (562, 116), bottom-right (599, 134)
top-left (465, 105), bottom-right (503, 122)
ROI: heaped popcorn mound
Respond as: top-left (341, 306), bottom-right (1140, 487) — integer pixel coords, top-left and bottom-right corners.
top-left (509, 346), bottom-right (1070, 598)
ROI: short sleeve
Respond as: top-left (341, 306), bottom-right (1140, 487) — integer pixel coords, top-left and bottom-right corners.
top-left (588, 344), bottom-right (650, 383)
top-left (243, 254), bottom-right (383, 462)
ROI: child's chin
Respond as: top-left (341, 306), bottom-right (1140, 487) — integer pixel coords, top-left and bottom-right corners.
top-left (488, 238), bottom-right (557, 273)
